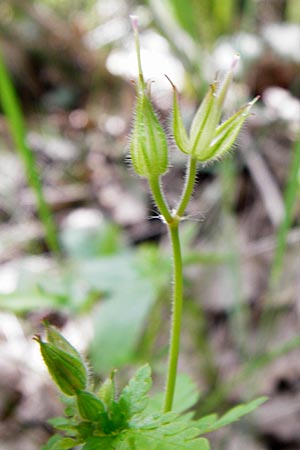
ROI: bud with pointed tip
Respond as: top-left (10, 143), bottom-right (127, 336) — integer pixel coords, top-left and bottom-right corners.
top-left (35, 335), bottom-right (88, 396)
top-left (169, 55), bottom-right (257, 162)
top-left (205, 96), bottom-right (259, 161)
top-left (129, 16), bottom-right (169, 179)
top-left (44, 321), bottom-right (82, 361)
top-left (77, 390), bottom-right (107, 422)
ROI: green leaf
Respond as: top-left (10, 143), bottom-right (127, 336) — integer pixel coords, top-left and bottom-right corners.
top-left (211, 397), bottom-right (267, 429)
top-left (147, 373), bottom-right (200, 414)
top-left (48, 416), bottom-right (77, 434)
top-left (41, 435), bottom-right (79, 450)
top-left (98, 373), bottom-right (116, 410)
top-left (87, 254), bottom-right (157, 373)
top-left (192, 414), bottom-right (218, 434)
top-left (194, 397), bottom-right (268, 433)
top-left (83, 435), bottom-right (120, 450)
top-left (118, 364), bottom-right (152, 418)
top-left (84, 420), bottom-right (211, 450)
top-left (51, 438), bottom-right (79, 450)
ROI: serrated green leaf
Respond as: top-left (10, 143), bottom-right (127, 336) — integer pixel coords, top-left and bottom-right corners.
top-left (127, 423), bottom-right (210, 450)
top-left (212, 396), bottom-right (267, 430)
top-left (83, 435), bottom-right (119, 450)
top-left (147, 373), bottom-right (200, 414)
top-left (192, 414), bottom-right (217, 434)
top-left (84, 422), bottom-right (210, 450)
top-left (118, 364), bottom-right (152, 418)
top-left (41, 435), bottom-right (79, 450)
top-left (195, 397), bottom-right (267, 433)
top-left (48, 416), bottom-right (77, 433)
top-left (51, 438), bottom-right (79, 450)
top-left (41, 435), bottom-right (62, 450)
top-left (98, 373), bottom-right (116, 410)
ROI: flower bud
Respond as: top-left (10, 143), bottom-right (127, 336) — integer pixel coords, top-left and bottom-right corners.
top-left (205, 96), bottom-right (259, 161)
top-left (77, 390), bottom-right (106, 422)
top-left (189, 81), bottom-right (220, 158)
top-left (129, 16), bottom-right (168, 179)
top-left (35, 336), bottom-right (88, 396)
top-left (130, 90), bottom-right (169, 178)
top-left (169, 55), bottom-right (256, 163)
top-left (44, 321), bottom-right (82, 361)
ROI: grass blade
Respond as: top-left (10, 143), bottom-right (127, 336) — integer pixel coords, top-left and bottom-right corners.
top-left (0, 47), bottom-right (59, 253)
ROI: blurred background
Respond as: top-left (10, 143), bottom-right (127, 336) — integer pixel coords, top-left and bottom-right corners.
top-left (0, 0), bottom-right (300, 449)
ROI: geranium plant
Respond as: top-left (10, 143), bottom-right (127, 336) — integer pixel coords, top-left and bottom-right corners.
top-left (36, 17), bottom-right (264, 450)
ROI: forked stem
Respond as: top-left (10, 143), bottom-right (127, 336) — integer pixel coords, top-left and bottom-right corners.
top-left (148, 158), bottom-right (198, 412)
top-left (176, 155), bottom-right (198, 217)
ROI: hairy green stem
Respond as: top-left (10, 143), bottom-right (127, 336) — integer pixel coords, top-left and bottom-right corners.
top-left (148, 176), bottom-right (172, 223)
top-left (175, 156), bottom-right (198, 217)
top-left (148, 161), bottom-right (197, 412)
top-left (163, 223), bottom-right (183, 412)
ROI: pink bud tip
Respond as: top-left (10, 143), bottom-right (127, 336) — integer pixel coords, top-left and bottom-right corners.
top-left (129, 15), bottom-right (139, 31)
top-left (231, 54), bottom-right (240, 71)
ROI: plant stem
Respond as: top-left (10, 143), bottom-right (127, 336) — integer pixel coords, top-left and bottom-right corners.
top-left (148, 176), bottom-right (172, 223)
top-left (148, 161), bottom-right (197, 412)
top-left (163, 223), bottom-right (183, 412)
top-left (175, 156), bottom-right (198, 217)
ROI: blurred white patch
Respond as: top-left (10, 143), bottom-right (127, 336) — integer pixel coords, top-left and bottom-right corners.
top-left (28, 132), bottom-right (78, 161)
top-left (85, 17), bottom-right (128, 49)
top-left (96, 0), bottom-right (126, 18)
top-left (263, 87), bottom-right (300, 122)
top-left (0, 263), bottom-right (19, 294)
top-left (104, 115), bottom-right (126, 136)
top-left (106, 30), bottom-right (185, 93)
top-left (62, 208), bottom-right (104, 229)
top-left (213, 32), bottom-right (263, 75)
top-left (262, 23), bottom-right (300, 63)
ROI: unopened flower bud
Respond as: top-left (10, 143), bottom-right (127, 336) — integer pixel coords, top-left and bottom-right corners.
top-left (169, 55), bottom-right (256, 163)
top-left (35, 335), bottom-right (88, 396)
top-left (129, 17), bottom-right (168, 178)
top-left (77, 390), bottom-right (106, 422)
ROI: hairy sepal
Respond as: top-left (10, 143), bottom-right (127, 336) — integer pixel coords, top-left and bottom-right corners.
top-left (130, 90), bottom-right (168, 178)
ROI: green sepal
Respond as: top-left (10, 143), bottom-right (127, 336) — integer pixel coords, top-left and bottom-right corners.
top-left (216, 55), bottom-right (239, 108)
top-left (76, 390), bottom-right (107, 422)
top-left (189, 82), bottom-right (220, 158)
top-left (36, 337), bottom-right (87, 396)
top-left (166, 75), bottom-right (190, 154)
top-left (44, 322), bottom-right (83, 362)
top-left (203, 96), bottom-right (258, 161)
top-left (98, 370), bottom-right (116, 410)
top-left (130, 89), bottom-right (169, 178)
